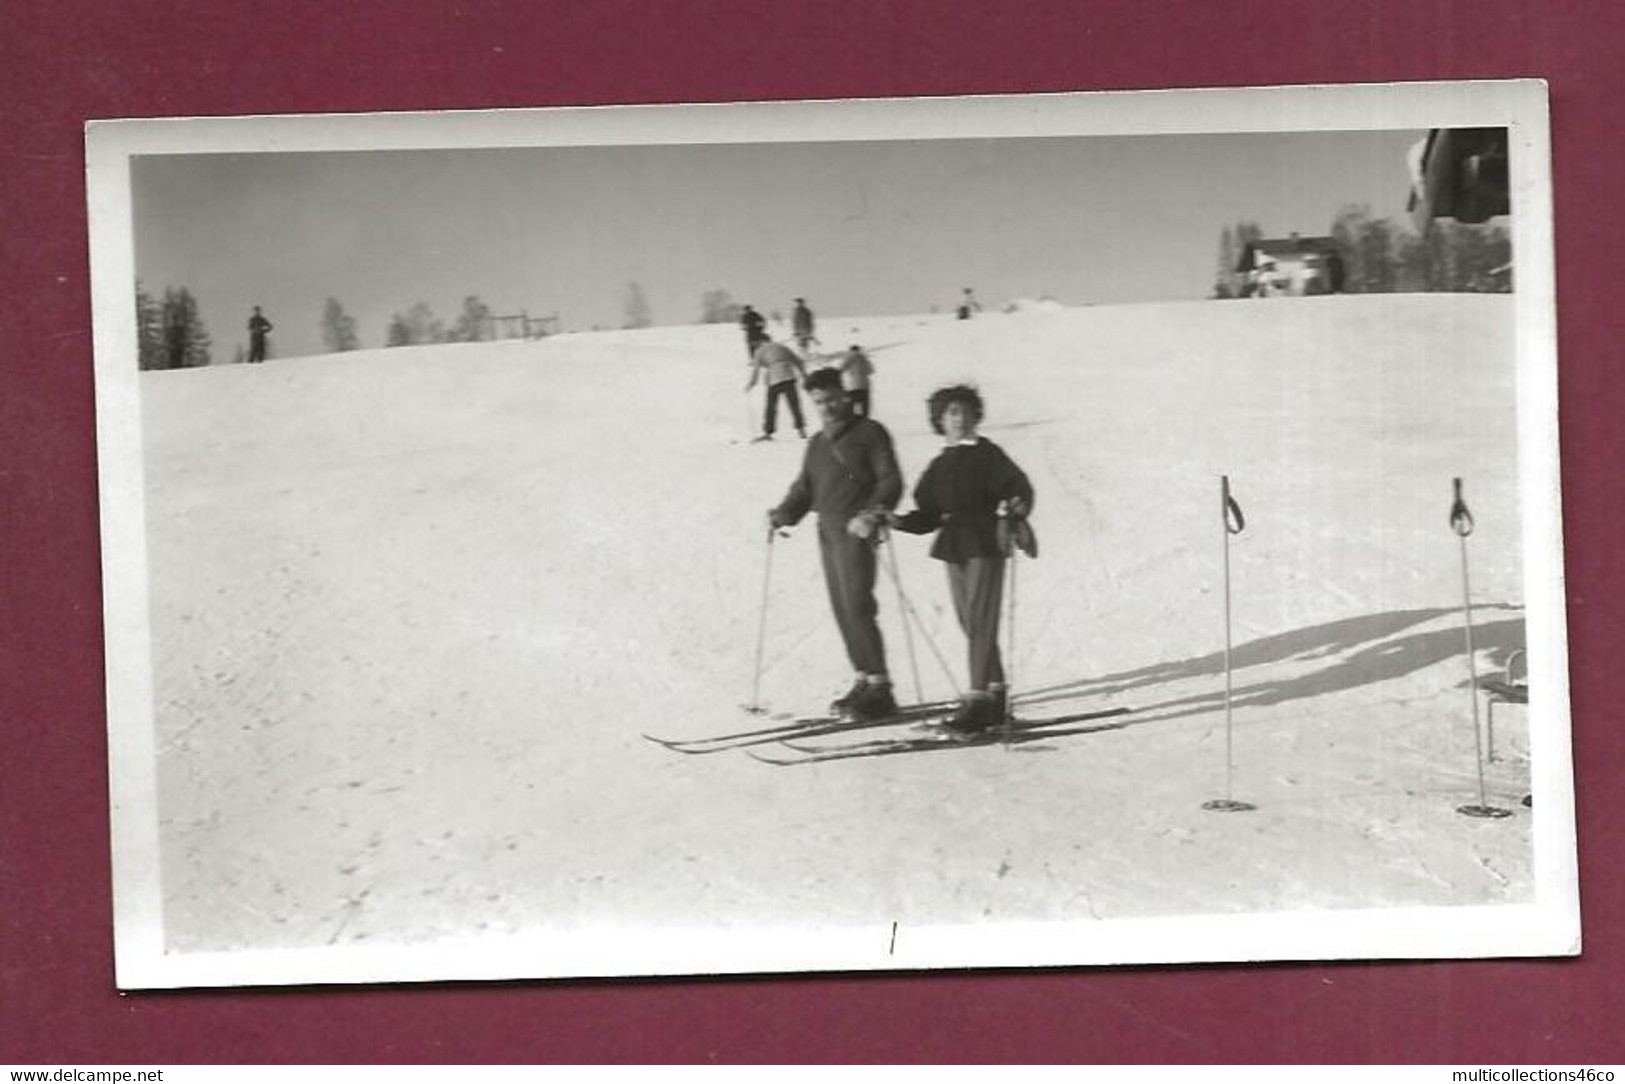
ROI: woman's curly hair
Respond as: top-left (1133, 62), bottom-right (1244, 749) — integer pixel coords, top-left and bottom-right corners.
top-left (926, 383), bottom-right (985, 435)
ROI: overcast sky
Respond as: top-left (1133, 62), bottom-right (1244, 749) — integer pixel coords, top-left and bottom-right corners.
top-left (132, 128), bottom-right (1424, 359)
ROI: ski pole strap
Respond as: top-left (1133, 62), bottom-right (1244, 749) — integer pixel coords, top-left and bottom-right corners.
top-left (1449, 477), bottom-right (1474, 537)
top-left (1222, 475), bottom-right (1245, 535)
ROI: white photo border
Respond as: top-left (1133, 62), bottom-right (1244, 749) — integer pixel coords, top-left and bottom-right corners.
top-left (87, 79), bottom-right (1576, 989)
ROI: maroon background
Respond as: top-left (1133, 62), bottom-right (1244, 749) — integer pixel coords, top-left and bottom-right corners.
top-left (2, 0), bottom-right (1620, 1064)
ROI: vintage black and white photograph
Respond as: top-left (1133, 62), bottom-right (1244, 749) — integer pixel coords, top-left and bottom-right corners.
top-left (87, 81), bottom-right (1576, 989)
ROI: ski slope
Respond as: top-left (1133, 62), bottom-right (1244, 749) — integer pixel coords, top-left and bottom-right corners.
top-left (138, 293), bottom-right (1534, 965)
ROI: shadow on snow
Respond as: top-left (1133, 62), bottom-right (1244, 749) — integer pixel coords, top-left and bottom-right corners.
top-left (753, 605), bottom-right (1526, 764)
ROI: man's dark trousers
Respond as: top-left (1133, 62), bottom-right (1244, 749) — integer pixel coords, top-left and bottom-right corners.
top-left (765, 379), bottom-right (806, 436)
top-left (816, 517), bottom-right (886, 675)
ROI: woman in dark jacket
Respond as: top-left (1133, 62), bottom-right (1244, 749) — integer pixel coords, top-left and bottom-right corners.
top-left (887, 384), bottom-right (1034, 735)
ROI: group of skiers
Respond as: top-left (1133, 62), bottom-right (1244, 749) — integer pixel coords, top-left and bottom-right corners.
top-left (741, 299), bottom-right (875, 442)
top-left (743, 295), bottom-right (1035, 738)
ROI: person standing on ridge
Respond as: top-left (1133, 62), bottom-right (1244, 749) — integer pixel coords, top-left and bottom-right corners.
top-left (739, 304), bottom-right (767, 359)
top-left (838, 342), bottom-right (875, 417)
top-left (791, 297), bottom-right (817, 354)
top-left (956, 288), bottom-right (981, 320)
top-left (247, 305), bottom-right (274, 363)
top-left (769, 368), bottom-right (905, 722)
top-left (889, 384), bottom-right (1035, 737)
top-left (746, 335), bottom-right (809, 441)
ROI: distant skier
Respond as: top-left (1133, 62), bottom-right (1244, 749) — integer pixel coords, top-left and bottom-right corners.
top-left (739, 305), bottom-right (768, 359)
top-left (838, 343), bottom-right (875, 417)
top-left (247, 306), bottom-right (273, 363)
top-left (746, 335), bottom-right (809, 441)
top-left (888, 384), bottom-right (1035, 737)
top-left (956, 287), bottom-right (981, 320)
top-left (791, 297), bottom-right (817, 353)
top-left (769, 367), bottom-right (904, 722)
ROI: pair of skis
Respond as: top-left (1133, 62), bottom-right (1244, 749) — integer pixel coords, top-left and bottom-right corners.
top-left (642, 700), bottom-right (1133, 765)
top-left (643, 700), bottom-right (956, 756)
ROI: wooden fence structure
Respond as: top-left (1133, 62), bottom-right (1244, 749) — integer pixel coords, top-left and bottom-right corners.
top-left (478, 311), bottom-right (559, 341)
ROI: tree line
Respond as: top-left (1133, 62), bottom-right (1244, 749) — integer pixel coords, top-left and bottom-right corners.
top-left (135, 283), bottom-right (212, 370)
top-left (136, 280), bottom-right (759, 370)
top-left (1212, 207), bottom-right (1512, 299)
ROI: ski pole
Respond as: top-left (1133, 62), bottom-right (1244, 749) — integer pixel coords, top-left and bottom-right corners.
top-left (882, 529), bottom-right (925, 704)
top-left (878, 532), bottom-right (960, 696)
top-left (1204, 475), bottom-right (1254, 812)
top-left (1450, 479), bottom-right (1510, 818)
top-left (745, 522), bottom-right (779, 714)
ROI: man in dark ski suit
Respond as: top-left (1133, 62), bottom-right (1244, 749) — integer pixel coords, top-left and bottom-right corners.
top-left (791, 297), bottom-right (816, 353)
top-left (769, 368), bottom-right (904, 721)
top-left (955, 287), bottom-right (981, 320)
top-left (838, 343), bottom-right (874, 417)
top-left (248, 306), bottom-right (273, 363)
top-left (739, 305), bottom-right (767, 359)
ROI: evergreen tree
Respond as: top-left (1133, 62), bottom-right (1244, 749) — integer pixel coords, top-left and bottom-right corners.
top-left (1213, 226), bottom-right (1237, 299)
top-left (1329, 206), bottom-right (1514, 295)
top-left (385, 314), bottom-right (412, 347)
top-left (1330, 206), bottom-right (1373, 292)
top-left (1227, 222), bottom-right (1265, 296)
top-left (134, 282), bottom-right (165, 370)
top-left (384, 302), bottom-right (443, 346)
top-left (699, 289), bottom-right (740, 324)
top-left (413, 302), bottom-right (445, 344)
top-left (159, 286), bottom-right (211, 368)
top-left (1453, 223), bottom-right (1513, 291)
top-left (623, 282), bottom-right (653, 329)
top-left (320, 297), bottom-right (362, 352)
top-left (1357, 219), bottom-right (1397, 293)
top-left (451, 295), bottom-right (492, 342)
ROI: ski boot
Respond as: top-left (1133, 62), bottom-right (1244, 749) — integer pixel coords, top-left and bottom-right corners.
top-left (920, 691), bottom-right (995, 741)
top-left (844, 680), bottom-right (897, 722)
top-left (830, 678), bottom-right (869, 716)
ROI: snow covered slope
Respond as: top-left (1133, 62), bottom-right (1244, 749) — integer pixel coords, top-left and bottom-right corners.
top-left (139, 294), bottom-right (1533, 963)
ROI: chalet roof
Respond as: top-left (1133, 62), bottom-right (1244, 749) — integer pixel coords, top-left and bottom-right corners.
top-left (1236, 235), bottom-right (1341, 271)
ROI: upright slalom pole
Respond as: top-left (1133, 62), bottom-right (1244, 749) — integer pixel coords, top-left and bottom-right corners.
top-left (1450, 478), bottom-right (1512, 819)
top-left (744, 523), bottom-right (779, 714)
top-left (1204, 475), bottom-right (1256, 813)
